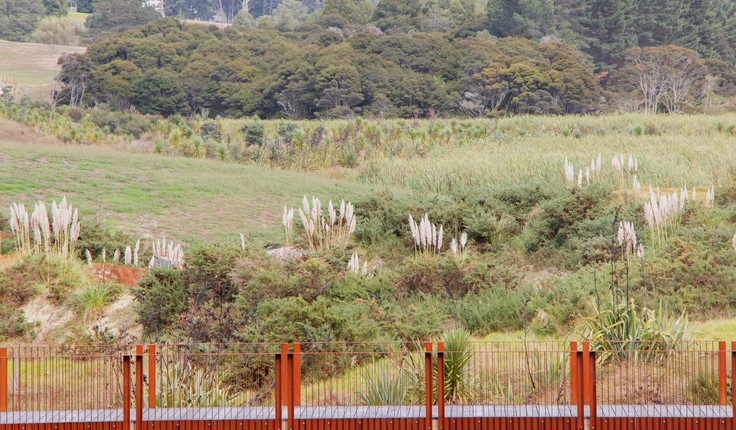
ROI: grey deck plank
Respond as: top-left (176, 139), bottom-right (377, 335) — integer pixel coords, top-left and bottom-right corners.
top-left (0, 405), bottom-right (732, 424)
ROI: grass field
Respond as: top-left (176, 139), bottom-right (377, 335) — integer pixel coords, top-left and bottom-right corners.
top-left (0, 118), bottom-right (394, 243)
top-left (0, 39), bottom-right (85, 99)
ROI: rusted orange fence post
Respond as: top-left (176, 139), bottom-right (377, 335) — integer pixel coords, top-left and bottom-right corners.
top-left (148, 344), bottom-right (156, 408)
top-left (275, 354), bottom-right (282, 427)
top-left (293, 343), bottom-right (301, 406)
top-left (731, 342), bottom-right (736, 430)
top-left (0, 347), bottom-right (7, 412)
top-left (587, 345), bottom-right (597, 430)
top-left (720, 341), bottom-right (728, 405)
top-left (582, 342), bottom-right (597, 430)
top-left (136, 354), bottom-right (144, 427)
top-left (437, 342), bottom-right (445, 430)
top-left (286, 352), bottom-right (295, 430)
top-left (281, 342), bottom-right (289, 412)
top-left (570, 342), bottom-right (578, 404)
top-left (425, 342), bottom-right (433, 430)
top-left (123, 355), bottom-right (131, 430)
top-left (571, 342), bottom-right (584, 430)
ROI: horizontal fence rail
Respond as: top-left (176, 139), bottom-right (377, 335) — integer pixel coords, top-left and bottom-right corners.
top-left (0, 341), bottom-right (735, 430)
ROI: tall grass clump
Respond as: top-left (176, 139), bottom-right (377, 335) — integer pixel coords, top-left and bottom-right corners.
top-left (297, 196), bottom-right (356, 251)
top-left (9, 197), bottom-right (81, 260)
top-left (149, 238), bottom-right (185, 269)
top-left (644, 186), bottom-right (686, 251)
top-left (67, 283), bottom-right (123, 321)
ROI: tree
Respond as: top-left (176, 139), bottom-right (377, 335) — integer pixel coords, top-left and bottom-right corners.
top-left (321, 0), bottom-right (373, 24)
top-left (272, 0), bottom-right (309, 30)
top-left (373, 0), bottom-right (423, 32)
top-left (0, 0), bottom-right (46, 41)
top-left (131, 69), bottom-right (190, 116)
top-left (56, 53), bottom-right (94, 107)
top-left (85, 0), bottom-right (160, 41)
top-left (458, 63), bottom-right (511, 116)
top-left (313, 65), bottom-right (364, 118)
top-left (486, 0), bottom-right (554, 39)
top-left (624, 45), bottom-right (706, 114)
top-left (584, 0), bottom-right (637, 66)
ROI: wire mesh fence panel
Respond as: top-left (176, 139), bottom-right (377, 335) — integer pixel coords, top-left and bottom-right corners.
top-left (297, 341), bottom-right (429, 425)
top-left (142, 343), bottom-right (282, 430)
top-left (594, 341), bottom-right (729, 411)
top-left (1, 345), bottom-right (127, 427)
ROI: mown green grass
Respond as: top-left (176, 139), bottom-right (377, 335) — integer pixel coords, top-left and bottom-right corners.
top-left (0, 124), bottom-right (397, 243)
top-left (0, 39), bottom-right (85, 98)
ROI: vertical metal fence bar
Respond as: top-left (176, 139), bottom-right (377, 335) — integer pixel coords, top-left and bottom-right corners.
top-left (588, 350), bottom-right (597, 430)
top-left (424, 342), bottom-right (433, 430)
top-left (276, 353), bottom-right (282, 428)
top-left (437, 342), bottom-right (445, 430)
top-left (720, 341), bottom-right (728, 406)
top-left (293, 343), bottom-right (301, 407)
top-left (124, 355), bottom-right (131, 430)
top-left (731, 341), bottom-right (736, 430)
top-left (0, 347), bottom-right (6, 413)
top-left (287, 352), bottom-right (294, 430)
top-left (136, 354), bottom-right (143, 428)
top-left (570, 342), bottom-right (578, 404)
top-left (148, 344), bottom-right (156, 409)
top-left (576, 351), bottom-right (584, 430)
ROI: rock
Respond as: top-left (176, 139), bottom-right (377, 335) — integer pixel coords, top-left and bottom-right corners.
top-left (266, 246), bottom-right (303, 261)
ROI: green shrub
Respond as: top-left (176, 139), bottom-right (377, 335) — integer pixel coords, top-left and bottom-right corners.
top-left (0, 304), bottom-right (37, 342)
top-left (75, 219), bottom-right (135, 260)
top-left (395, 256), bottom-right (467, 297)
top-left (242, 122), bottom-right (265, 146)
top-left (200, 119), bottom-right (222, 142)
top-left (134, 268), bottom-right (190, 337)
top-left (458, 286), bottom-right (527, 335)
top-left (0, 255), bottom-right (89, 304)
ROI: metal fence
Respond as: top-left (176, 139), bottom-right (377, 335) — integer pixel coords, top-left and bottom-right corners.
top-left (0, 341), bottom-right (735, 430)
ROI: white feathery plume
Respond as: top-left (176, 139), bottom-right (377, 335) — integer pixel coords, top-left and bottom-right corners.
top-left (124, 246), bottom-right (132, 266)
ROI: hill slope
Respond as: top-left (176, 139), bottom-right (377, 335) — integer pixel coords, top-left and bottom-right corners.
top-left (0, 118), bottom-right (392, 243)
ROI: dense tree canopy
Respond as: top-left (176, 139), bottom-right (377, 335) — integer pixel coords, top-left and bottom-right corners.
top-left (69, 19), bottom-right (605, 117)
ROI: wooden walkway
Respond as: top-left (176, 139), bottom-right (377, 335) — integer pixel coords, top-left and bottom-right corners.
top-left (0, 405), bottom-right (732, 424)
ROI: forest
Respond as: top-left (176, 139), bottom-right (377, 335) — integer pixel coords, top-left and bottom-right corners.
top-left (4, 0), bottom-right (736, 118)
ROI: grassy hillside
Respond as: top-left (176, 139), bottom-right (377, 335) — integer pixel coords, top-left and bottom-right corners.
top-left (0, 40), bottom-right (85, 99)
top-left (0, 118), bottom-right (393, 243)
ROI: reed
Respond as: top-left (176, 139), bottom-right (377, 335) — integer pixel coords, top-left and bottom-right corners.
top-left (149, 238), bottom-right (185, 269)
top-left (297, 196), bottom-right (356, 251)
top-left (9, 197), bottom-right (80, 260)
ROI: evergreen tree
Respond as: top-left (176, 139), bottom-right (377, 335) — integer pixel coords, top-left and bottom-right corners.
top-left (486, 0), bottom-right (554, 39)
top-left (0, 0), bottom-right (46, 41)
top-left (584, 0), bottom-right (637, 66)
